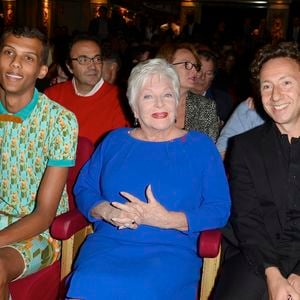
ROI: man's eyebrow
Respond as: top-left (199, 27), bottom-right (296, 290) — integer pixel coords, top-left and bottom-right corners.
top-left (2, 44), bottom-right (39, 57)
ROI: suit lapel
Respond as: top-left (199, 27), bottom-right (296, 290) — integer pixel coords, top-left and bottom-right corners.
top-left (260, 123), bottom-right (288, 225)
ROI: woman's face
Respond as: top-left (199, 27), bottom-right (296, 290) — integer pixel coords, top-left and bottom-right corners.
top-left (133, 74), bottom-right (177, 135)
top-left (172, 48), bottom-right (199, 92)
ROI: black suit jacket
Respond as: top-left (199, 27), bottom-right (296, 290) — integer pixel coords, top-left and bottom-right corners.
top-left (225, 121), bottom-right (300, 277)
top-left (206, 87), bottom-right (233, 122)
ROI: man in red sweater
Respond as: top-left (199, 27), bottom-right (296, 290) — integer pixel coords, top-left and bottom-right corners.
top-left (45, 34), bottom-right (128, 145)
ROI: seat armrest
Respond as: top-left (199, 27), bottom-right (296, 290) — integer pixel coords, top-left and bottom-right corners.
top-left (198, 229), bottom-right (222, 258)
top-left (50, 208), bottom-right (90, 240)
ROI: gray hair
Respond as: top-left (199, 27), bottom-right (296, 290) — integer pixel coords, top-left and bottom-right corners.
top-left (126, 58), bottom-right (180, 110)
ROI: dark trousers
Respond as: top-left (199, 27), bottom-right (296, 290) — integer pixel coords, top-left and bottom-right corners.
top-left (213, 252), bottom-right (268, 300)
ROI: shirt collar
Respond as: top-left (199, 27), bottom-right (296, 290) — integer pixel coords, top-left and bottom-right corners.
top-left (72, 78), bottom-right (104, 96)
top-left (0, 88), bottom-right (39, 122)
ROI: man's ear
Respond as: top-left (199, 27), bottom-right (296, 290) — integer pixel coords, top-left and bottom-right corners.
top-left (110, 62), bottom-right (118, 84)
top-left (66, 62), bottom-right (74, 75)
top-left (38, 65), bottom-right (48, 79)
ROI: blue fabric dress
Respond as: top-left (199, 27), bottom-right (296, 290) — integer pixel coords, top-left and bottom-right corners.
top-left (67, 128), bottom-right (230, 300)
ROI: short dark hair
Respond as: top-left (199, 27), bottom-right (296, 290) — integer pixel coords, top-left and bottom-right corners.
top-left (102, 50), bottom-right (121, 70)
top-left (98, 5), bottom-right (108, 15)
top-left (67, 33), bottom-right (101, 63)
top-left (0, 26), bottom-right (49, 65)
top-left (251, 42), bottom-right (300, 83)
top-left (197, 49), bottom-right (218, 72)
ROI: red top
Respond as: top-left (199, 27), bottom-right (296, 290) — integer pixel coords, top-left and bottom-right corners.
top-left (45, 80), bottom-right (128, 144)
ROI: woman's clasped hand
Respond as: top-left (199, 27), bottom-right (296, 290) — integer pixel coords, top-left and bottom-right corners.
top-left (91, 184), bottom-right (174, 230)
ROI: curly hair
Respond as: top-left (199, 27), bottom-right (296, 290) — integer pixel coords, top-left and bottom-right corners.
top-left (250, 42), bottom-right (300, 83)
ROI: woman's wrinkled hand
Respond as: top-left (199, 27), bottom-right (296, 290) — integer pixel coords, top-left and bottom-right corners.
top-left (114, 185), bottom-right (172, 229)
top-left (91, 201), bottom-right (142, 229)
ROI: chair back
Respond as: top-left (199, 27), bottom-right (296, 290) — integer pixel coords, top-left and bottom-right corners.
top-left (67, 136), bottom-right (94, 210)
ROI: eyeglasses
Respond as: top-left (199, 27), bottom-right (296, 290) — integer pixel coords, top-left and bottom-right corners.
top-left (71, 55), bottom-right (102, 65)
top-left (172, 61), bottom-right (201, 72)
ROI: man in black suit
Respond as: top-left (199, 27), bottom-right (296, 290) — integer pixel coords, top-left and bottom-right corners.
top-left (214, 42), bottom-right (300, 300)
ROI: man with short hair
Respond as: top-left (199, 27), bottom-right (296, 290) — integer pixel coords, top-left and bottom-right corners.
top-left (0, 27), bottom-right (78, 298)
top-left (193, 50), bottom-right (233, 124)
top-left (45, 34), bottom-right (128, 145)
top-left (88, 6), bottom-right (110, 42)
top-left (102, 51), bottom-right (121, 85)
top-left (215, 42), bottom-right (300, 300)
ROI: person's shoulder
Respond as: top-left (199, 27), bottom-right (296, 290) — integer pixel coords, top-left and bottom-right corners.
top-left (186, 131), bottom-right (220, 158)
top-left (211, 87), bottom-right (230, 97)
top-left (95, 127), bottom-right (129, 149)
top-left (187, 130), bottom-right (215, 146)
top-left (107, 127), bottom-right (128, 137)
top-left (188, 91), bottom-right (206, 101)
top-left (188, 92), bottom-right (216, 107)
top-left (39, 92), bottom-right (77, 120)
top-left (211, 87), bottom-right (232, 101)
top-left (235, 100), bottom-right (251, 113)
top-left (101, 81), bottom-right (119, 91)
top-left (97, 81), bottom-right (120, 98)
top-left (101, 127), bottom-right (129, 142)
top-left (45, 80), bottom-right (72, 93)
top-left (234, 122), bottom-right (270, 143)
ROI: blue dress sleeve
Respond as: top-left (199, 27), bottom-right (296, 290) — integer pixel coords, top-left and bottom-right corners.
top-left (74, 140), bottom-right (106, 222)
top-left (182, 139), bottom-right (231, 233)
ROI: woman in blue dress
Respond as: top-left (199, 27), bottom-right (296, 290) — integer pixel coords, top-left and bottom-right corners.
top-left (67, 58), bottom-right (231, 300)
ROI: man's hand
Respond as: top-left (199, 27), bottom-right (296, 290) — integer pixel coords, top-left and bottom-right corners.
top-left (266, 267), bottom-right (300, 300)
top-left (288, 274), bottom-right (300, 294)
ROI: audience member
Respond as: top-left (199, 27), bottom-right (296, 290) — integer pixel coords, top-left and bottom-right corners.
top-left (216, 97), bottom-right (266, 158)
top-left (180, 13), bottom-right (202, 42)
top-left (255, 18), bottom-right (271, 47)
top-left (214, 42), bottom-right (300, 300)
top-left (159, 15), bottom-right (180, 42)
top-left (288, 17), bottom-right (300, 43)
top-left (102, 51), bottom-right (121, 85)
top-left (45, 34), bottom-right (128, 145)
top-left (157, 43), bottom-right (220, 141)
top-left (213, 48), bottom-right (239, 102)
top-left (66, 58), bottom-right (230, 299)
top-left (271, 17), bottom-right (284, 44)
top-left (0, 27), bottom-right (78, 299)
top-left (88, 6), bottom-right (110, 42)
top-left (193, 49), bottom-right (233, 124)
top-left (48, 60), bottom-right (73, 86)
top-left (144, 17), bottom-right (159, 42)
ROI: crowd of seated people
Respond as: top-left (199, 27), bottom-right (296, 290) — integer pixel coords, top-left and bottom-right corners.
top-left (2, 7), bottom-right (300, 299)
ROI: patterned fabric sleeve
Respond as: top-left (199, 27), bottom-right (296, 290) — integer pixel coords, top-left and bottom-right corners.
top-left (48, 108), bottom-right (78, 167)
top-left (205, 99), bottom-right (220, 143)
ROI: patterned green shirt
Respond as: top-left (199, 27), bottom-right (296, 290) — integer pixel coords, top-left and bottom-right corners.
top-left (0, 89), bottom-right (78, 228)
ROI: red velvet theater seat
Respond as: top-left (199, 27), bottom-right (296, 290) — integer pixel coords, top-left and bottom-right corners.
top-left (199, 229), bottom-right (222, 300)
top-left (9, 261), bottom-right (61, 300)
